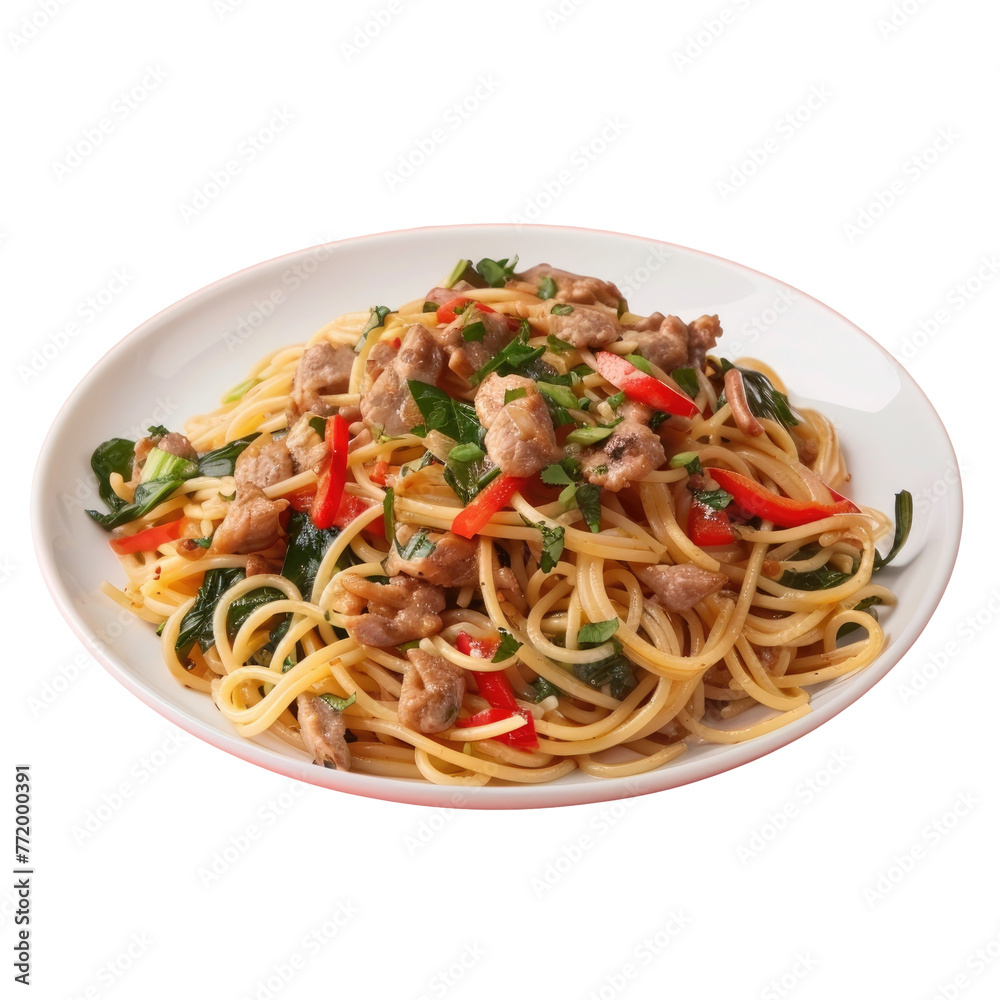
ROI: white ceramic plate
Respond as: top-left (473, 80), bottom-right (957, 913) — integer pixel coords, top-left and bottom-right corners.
top-left (32, 225), bottom-right (962, 809)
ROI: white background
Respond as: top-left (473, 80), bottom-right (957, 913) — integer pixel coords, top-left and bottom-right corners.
top-left (6, 1), bottom-right (996, 997)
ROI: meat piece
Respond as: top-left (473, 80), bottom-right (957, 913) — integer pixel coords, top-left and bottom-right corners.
top-left (212, 484), bottom-right (289, 554)
top-left (723, 367), bottom-right (764, 437)
top-left (495, 566), bottom-right (527, 613)
top-left (290, 342), bottom-right (355, 416)
top-left (158, 432), bottom-right (197, 461)
top-left (296, 693), bottom-right (352, 770)
top-left (385, 526), bottom-right (479, 587)
top-left (431, 309), bottom-right (513, 382)
top-left (548, 304), bottom-right (621, 350)
top-left (363, 337), bottom-right (400, 393)
top-left (484, 392), bottom-right (562, 477)
top-left (515, 264), bottom-right (623, 309)
top-left (245, 546), bottom-right (285, 577)
top-left (360, 325), bottom-right (446, 437)
top-left (341, 574), bottom-right (446, 647)
top-left (423, 282), bottom-right (474, 305)
top-left (474, 372), bottom-right (536, 429)
top-left (627, 314), bottom-right (690, 373)
top-left (284, 414), bottom-right (327, 473)
top-left (233, 437), bottom-right (293, 490)
top-left (581, 420), bottom-right (666, 492)
top-left (618, 399), bottom-right (653, 424)
top-left (397, 649), bottom-right (466, 734)
top-left (686, 314), bottom-right (722, 370)
top-left (636, 563), bottom-right (728, 612)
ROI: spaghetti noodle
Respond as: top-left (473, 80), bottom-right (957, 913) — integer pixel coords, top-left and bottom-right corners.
top-left (87, 256), bottom-right (910, 786)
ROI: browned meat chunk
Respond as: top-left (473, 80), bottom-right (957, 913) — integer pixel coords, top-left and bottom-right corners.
top-left (432, 309), bottom-right (513, 382)
top-left (636, 563), bottom-right (728, 612)
top-left (581, 421), bottom-right (665, 492)
top-left (484, 391), bottom-right (562, 477)
top-left (296, 693), bottom-right (352, 770)
top-left (548, 304), bottom-right (621, 350)
top-left (234, 437), bottom-right (293, 490)
top-left (341, 574), bottom-right (446, 647)
top-left (364, 337), bottom-right (400, 391)
top-left (385, 526), bottom-right (479, 587)
top-left (245, 541), bottom-right (286, 577)
top-left (212, 484), bottom-right (289, 554)
top-left (516, 264), bottom-right (623, 309)
top-left (158, 432), bottom-right (198, 461)
top-left (626, 313), bottom-right (722, 374)
top-left (423, 282), bottom-right (473, 305)
top-left (360, 325), bottom-right (446, 437)
top-left (284, 414), bottom-right (327, 473)
top-left (474, 372), bottom-right (536, 429)
top-left (397, 649), bottom-right (466, 734)
top-left (291, 342), bottom-right (355, 416)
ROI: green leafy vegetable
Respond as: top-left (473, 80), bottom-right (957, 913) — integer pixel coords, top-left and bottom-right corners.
top-left (492, 630), bottom-right (522, 662)
top-left (504, 387), bottom-right (528, 404)
top-left (462, 320), bottom-right (486, 343)
top-left (383, 487), bottom-right (396, 543)
top-left (319, 691), bottom-right (357, 712)
top-left (88, 438), bottom-right (136, 513)
top-left (717, 359), bottom-right (799, 428)
top-left (475, 256), bottom-right (519, 287)
top-left (448, 443), bottom-right (485, 463)
top-left (573, 483), bottom-right (602, 533)
top-left (175, 568), bottom-right (244, 657)
top-left (281, 511), bottom-right (343, 602)
top-left (537, 276), bottom-right (557, 300)
top-left (578, 619), bottom-right (619, 644)
top-left (624, 353), bottom-right (653, 374)
top-left (469, 323), bottom-right (545, 386)
top-left (226, 586), bottom-right (287, 637)
top-left (693, 489), bottom-right (733, 511)
top-left (197, 434), bottom-right (261, 478)
top-left (606, 391), bottom-right (626, 411)
top-left (873, 490), bottom-right (913, 571)
top-left (671, 368), bottom-right (700, 400)
top-left (308, 416), bottom-right (327, 438)
top-left (87, 477), bottom-right (188, 530)
top-left (397, 528), bottom-right (436, 560)
top-left (546, 333), bottom-right (575, 353)
top-left (537, 382), bottom-right (579, 410)
top-left (669, 451), bottom-right (703, 475)
top-left (541, 464), bottom-right (574, 487)
top-left (565, 423), bottom-right (618, 446)
top-left (520, 516), bottom-right (565, 573)
top-left (572, 639), bottom-right (636, 700)
top-left (444, 259), bottom-right (480, 288)
top-left (357, 305), bottom-right (392, 348)
top-left (407, 381), bottom-right (483, 446)
top-left (551, 303), bottom-right (574, 316)
top-left (530, 676), bottom-right (562, 701)
top-left (422, 301), bottom-right (439, 313)
top-left (222, 378), bottom-right (261, 404)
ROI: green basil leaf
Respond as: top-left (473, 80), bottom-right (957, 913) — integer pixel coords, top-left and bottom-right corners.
top-left (537, 275), bottom-right (557, 300)
top-left (551, 303), bottom-right (574, 316)
top-left (319, 691), bottom-right (357, 712)
top-left (475, 255), bottom-right (519, 287)
top-left (578, 618), bottom-right (619, 644)
top-left (492, 629), bottom-right (522, 662)
top-left (197, 434), bottom-right (261, 478)
top-left (671, 368), bottom-right (700, 400)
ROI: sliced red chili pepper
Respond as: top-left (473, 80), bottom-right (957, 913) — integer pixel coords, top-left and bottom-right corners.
top-left (592, 351), bottom-right (699, 418)
top-left (455, 632), bottom-right (502, 661)
top-left (471, 669), bottom-right (519, 711)
top-left (284, 485), bottom-right (317, 511)
top-left (705, 466), bottom-right (860, 529)
top-left (436, 296), bottom-right (495, 325)
top-left (687, 499), bottom-right (735, 546)
top-left (369, 460), bottom-right (390, 487)
top-left (451, 473), bottom-right (531, 539)
top-left (456, 707), bottom-right (539, 750)
top-left (310, 414), bottom-right (350, 529)
top-left (109, 518), bottom-right (185, 555)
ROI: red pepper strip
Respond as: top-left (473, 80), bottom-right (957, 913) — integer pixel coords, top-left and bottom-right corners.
top-left (687, 498), bottom-right (735, 546)
top-left (109, 518), bottom-right (185, 555)
top-left (369, 460), bottom-right (390, 487)
top-left (705, 467), bottom-right (860, 529)
top-left (592, 351), bottom-right (699, 418)
top-left (456, 707), bottom-right (539, 750)
top-left (472, 669), bottom-right (520, 712)
top-left (310, 414), bottom-right (350, 529)
top-left (284, 485), bottom-right (317, 511)
top-left (436, 296), bottom-right (495, 325)
top-left (451, 473), bottom-right (531, 539)
top-left (455, 632), bottom-right (502, 662)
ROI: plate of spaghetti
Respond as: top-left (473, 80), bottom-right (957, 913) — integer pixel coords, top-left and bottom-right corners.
top-left (33, 225), bottom-right (961, 808)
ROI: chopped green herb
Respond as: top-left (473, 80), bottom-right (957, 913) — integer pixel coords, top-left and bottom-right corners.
top-left (718, 359), bottom-right (799, 428)
top-left (407, 381), bottom-right (483, 446)
top-left (565, 423), bottom-right (618, 446)
top-left (504, 387), bottom-right (528, 405)
top-left (537, 382), bottom-right (579, 410)
top-left (693, 489), bottom-right (733, 511)
top-left (530, 675), bottom-right (562, 701)
top-left (462, 320), bottom-right (486, 343)
top-left (670, 451), bottom-right (703, 475)
top-left (443, 258), bottom-right (475, 288)
top-left (546, 333), bottom-right (575, 354)
top-left (574, 482), bottom-right (602, 533)
top-left (648, 411), bottom-right (670, 430)
top-left (572, 639), bottom-right (636, 700)
top-left (422, 301), bottom-right (439, 313)
top-left (147, 424), bottom-right (170, 437)
top-left (222, 378), bottom-right (261, 404)
top-left (197, 434), bottom-right (261, 478)
top-left (469, 323), bottom-right (545, 385)
top-left (383, 487), bottom-right (395, 546)
top-left (873, 490), bottom-right (913, 571)
top-left (624, 353), bottom-right (653, 374)
top-left (551, 303), bottom-right (574, 316)
top-left (541, 463), bottom-right (574, 487)
top-left (520, 516), bottom-right (565, 573)
top-left (537, 275), bottom-right (557, 300)
top-left (606, 391), bottom-right (626, 411)
top-left (448, 442), bottom-right (485, 463)
top-left (616, 299), bottom-right (629, 319)
top-left (397, 527), bottom-right (436, 561)
top-left (308, 415), bottom-right (327, 438)
top-left (475, 256), bottom-right (519, 287)
top-left (191, 536), bottom-right (213, 548)
top-left (175, 568), bottom-right (244, 657)
top-left (578, 618), bottom-right (619, 644)
top-left (282, 656), bottom-right (296, 673)
top-left (356, 305), bottom-right (392, 350)
top-left (492, 629), bottom-right (522, 662)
